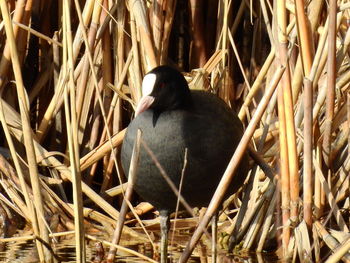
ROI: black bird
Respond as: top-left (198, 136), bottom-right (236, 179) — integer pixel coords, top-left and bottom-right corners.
top-left (121, 65), bottom-right (249, 262)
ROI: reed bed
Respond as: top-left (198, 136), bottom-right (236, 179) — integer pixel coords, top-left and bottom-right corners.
top-left (0, 0), bottom-right (349, 262)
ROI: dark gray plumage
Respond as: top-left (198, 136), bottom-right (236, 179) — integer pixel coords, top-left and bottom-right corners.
top-left (121, 91), bottom-right (248, 212)
top-left (121, 65), bottom-right (249, 262)
top-left (121, 66), bottom-right (248, 212)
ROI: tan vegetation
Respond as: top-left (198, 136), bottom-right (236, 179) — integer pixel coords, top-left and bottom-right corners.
top-left (0, 0), bottom-right (349, 262)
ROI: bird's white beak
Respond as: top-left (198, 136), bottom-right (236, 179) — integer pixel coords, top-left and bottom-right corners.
top-left (135, 95), bottom-right (155, 116)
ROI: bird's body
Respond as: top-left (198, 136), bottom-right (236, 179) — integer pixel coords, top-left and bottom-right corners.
top-left (120, 65), bottom-right (249, 262)
top-left (121, 91), bottom-right (248, 213)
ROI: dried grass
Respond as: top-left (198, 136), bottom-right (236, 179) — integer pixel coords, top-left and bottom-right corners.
top-left (0, 0), bottom-right (349, 262)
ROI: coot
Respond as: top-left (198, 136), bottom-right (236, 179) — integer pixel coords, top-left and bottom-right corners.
top-left (121, 65), bottom-right (249, 262)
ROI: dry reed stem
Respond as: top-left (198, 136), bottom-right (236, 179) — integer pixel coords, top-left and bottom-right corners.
top-left (159, 0), bottom-right (176, 65)
top-left (75, 0), bottom-right (102, 124)
top-left (276, 0), bottom-right (298, 254)
top-left (242, 187), bottom-right (272, 250)
top-left (228, 30), bottom-right (251, 90)
top-left (0, 100), bottom-right (32, 220)
top-left (294, 4), bottom-right (313, 230)
top-left (189, 0), bottom-right (207, 68)
top-left (230, 67), bottom-right (284, 250)
top-left (99, 0), bottom-right (114, 192)
top-left (73, 0), bottom-right (122, 195)
top-left (303, 78), bottom-right (313, 228)
top-left (313, 156), bottom-right (349, 232)
top-left (129, 0), bottom-right (157, 70)
top-left (88, 51), bottom-right (132, 184)
top-left (106, 130), bottom-right (154, 261)
top-left (276, 54), bottom-right (291, 256)
top-left (294, 220), bottom-right (312, 262)
top-left (314, 138), bottom-right (325, 219)
top-left (179, 66), bottom-right (283, 262)
top-left (220, 0), bottom-right (229, 70)
top-left (325, 237), bottom-right (350, 263)
top-left (80, 129), bottom-right (126, 171)
top-left (295, 9), bottom-right (339, 128)
top-left (315, 221), bottom-right (350, 263)
top-left (0, 2), bottom-right (50, 261)
top-left (323, 0), bottom-right (337, 168)
top-left (227, 170), bottom-right (254, 248)
top-left (230, 0), bottom-right (245, 39)
top-left (0, 230), bottom-right (75, 243)
top-left (238, 49), bottom-right (274, 120)
top-left (0, 0), bottom-right (27, 90)
top-left (151, 0), bottom-right (164, 60)
top-left (108, 131), bottom-right (143, 258)
top-left (1, 99), bottom-right (121, 220)
top-left (0, 177), bottom-right (28, 219)
top-left (63, 1), bottom-right (86, 261)
top-left (13, 21), bottom-right (62, 47)
top-left (86, 234), bottom-right (158, 263)
top-left (257, 187), bottom-right (277, 252)
top-left (233, 194), bottom-right (265, 247)
top-left (36, 71), bottom-right (68, 142)
top-left (294, 0), bottom-right (313, 77)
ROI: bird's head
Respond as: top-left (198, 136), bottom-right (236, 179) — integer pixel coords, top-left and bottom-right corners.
top-left (135, 66), bottom-right (192, 116)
